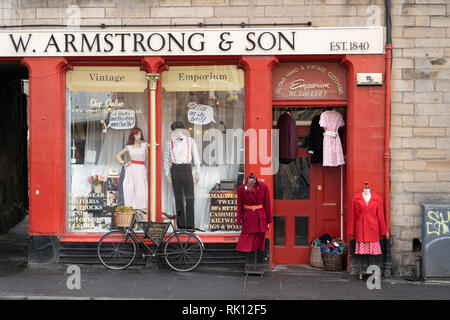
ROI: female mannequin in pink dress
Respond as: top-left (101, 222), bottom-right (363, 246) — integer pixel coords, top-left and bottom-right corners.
top-left (116, 127), bottom-right (149, 211)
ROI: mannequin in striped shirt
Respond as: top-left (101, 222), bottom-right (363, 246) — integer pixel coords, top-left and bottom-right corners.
top-left (163, 121), bottom-right (201, 229)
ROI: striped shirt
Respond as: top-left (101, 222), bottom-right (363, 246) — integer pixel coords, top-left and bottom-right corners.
top-left (163, 135), bottom-right (201, 177)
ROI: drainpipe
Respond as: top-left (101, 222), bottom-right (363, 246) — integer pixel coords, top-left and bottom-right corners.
top-left (384, 0), bottom-right (393, 278)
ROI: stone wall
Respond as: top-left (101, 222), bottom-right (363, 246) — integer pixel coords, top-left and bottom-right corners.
top-left (1, 0), bottom-right (449, 276)
top-left (389, 0), bottom-right (450, 277)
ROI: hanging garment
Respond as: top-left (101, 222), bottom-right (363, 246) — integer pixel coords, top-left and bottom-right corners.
top-left (348, 191), bottom-right (386, 245)
top-left (277, 111), bottom-right (298, 164)
top-left (319, 110), bottom-right (345, 167)
top-left (306, 114), bottom-right (324, 164)
top-left (122, 142), bottom-right (148, 210)
top-left (236, 178), bottom-right (272, 252)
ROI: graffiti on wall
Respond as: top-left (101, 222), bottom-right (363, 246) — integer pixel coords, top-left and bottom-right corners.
top-left (425, 210), bottom-right (450, 236)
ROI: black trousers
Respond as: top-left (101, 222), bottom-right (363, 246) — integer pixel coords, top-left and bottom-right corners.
top-left (170, 164), bottom-right (195, 229)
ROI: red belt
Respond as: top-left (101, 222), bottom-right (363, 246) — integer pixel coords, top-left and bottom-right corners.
top-left (131, 160), bottom-right (145, 165)
top-left (244, 205), bottom-right (263, 211)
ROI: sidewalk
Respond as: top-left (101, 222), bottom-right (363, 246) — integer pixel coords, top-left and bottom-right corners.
top-left (1, 216), bottom-right (450, 300)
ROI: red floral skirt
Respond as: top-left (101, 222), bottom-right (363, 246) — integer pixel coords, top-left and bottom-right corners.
top-left (355, 241), bottom-right (382, 255)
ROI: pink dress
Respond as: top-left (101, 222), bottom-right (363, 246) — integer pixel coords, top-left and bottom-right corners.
top-left (123, 143), bottom-right (148, 210)
top-left (319, 110), bottom-right (345, 167)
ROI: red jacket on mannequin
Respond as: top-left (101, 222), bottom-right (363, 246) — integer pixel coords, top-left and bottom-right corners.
top-left (236, 177), bottom-right (272, 234)
top-left (348, 191), bottom-right (387, 242)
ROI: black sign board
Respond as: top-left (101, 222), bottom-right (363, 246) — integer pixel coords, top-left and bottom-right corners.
top-left (144, 222), bottom-right (170, 245)
top-left (87, 192), bottom-right (106, 215)
top-left (209, 191), bottom-right (241, 231)
top-left (422, 204), bottom-right (450, 279)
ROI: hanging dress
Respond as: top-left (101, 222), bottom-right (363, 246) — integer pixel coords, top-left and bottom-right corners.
top-left (319, 110), bottom-right (345, 167)
top-left (122, 142), bottom-right (148, 210)
top-left (277, 111), bottom-right (298, 164)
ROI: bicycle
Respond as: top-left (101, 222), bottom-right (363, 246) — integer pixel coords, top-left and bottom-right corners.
top-left (97, 210), bottom-right (204, 272)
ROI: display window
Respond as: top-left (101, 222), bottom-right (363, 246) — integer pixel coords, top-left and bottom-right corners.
top-left (65, 64), bottom-right (245, 234)
top-left (65, 66), bottom-right (148, 233)
top-left (161, 65), bottom-right (245, 232)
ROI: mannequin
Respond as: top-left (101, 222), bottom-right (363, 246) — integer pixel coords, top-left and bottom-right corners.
top-left (348, 182), bottom-right (387, 277)
top-left (115, 127), bottom-right (149, 211)
top-left (362, 182), bottom-right (371, 205)
top-left (163, 121), bottom-right (201, 229)
top-left (236, 173), bottom-right (272, 263)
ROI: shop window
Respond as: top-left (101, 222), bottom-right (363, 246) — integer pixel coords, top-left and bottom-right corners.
top-left (65, 66), bottom-right (148, 233)
top-left (274, 157), bottom-right (310, 200)
top-left (161, 65), bottom-right (245, 232)
top-left (273, 216), bottom-right (285, 246)
top-left (295, 216), bottom-right (308, 246)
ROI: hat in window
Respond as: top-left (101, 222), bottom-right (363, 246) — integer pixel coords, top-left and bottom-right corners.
top-left (171, 121), bottom-right (185, 131)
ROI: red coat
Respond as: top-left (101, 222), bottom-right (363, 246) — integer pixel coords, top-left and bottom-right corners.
top-left (348, 192), bottom-right (387, 242)
top-left (236, 179), bottom-right (272, 234)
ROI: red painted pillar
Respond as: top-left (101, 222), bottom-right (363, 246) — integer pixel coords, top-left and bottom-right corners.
top-left (21, 57), bottom-right (70, 236)
top-left (239, 56), bottom-right (278, 269)
top-left (140, 57), bottom-right (167, 222)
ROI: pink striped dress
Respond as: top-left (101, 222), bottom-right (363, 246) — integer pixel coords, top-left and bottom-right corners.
top-left (319, 110), bottom-right (345, 167)
top-left (123, 143), bottom-right (148, 210)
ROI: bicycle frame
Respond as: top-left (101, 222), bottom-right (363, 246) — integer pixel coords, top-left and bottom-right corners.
top-left (121, 211), bottom-right (204, 258)
top-left (122, 215), bottom-right (170, 258)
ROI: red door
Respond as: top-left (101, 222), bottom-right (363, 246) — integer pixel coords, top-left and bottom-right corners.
top-left (272, 114), bottom-right (342, 265)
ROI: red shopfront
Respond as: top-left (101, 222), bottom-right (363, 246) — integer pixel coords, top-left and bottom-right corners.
top-left (3, 28), bottom-right (389, 268)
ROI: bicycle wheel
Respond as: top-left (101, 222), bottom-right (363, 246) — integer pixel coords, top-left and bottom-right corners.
top-left (164, 231), bottom-right (203, 272)
top-left (97, 230), bottom-right (137, 270)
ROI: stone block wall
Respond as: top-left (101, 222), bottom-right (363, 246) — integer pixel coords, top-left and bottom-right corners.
top-left (389, 0), bottom-right (450, 277)
top-left (1, 0), bottom-right (449, 277)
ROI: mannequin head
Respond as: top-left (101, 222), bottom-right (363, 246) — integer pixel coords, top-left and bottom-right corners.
top-left (127, 127), bottom-right (145, 145)
top-left (171, 121), bottom-right (185, 131)
top-left (170, 121), bottom-right (188, 139)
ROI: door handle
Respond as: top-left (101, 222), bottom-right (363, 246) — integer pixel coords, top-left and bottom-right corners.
top-left (317, 185), bottom-right (322, 191)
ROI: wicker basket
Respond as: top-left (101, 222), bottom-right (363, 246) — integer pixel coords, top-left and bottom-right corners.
top-left (321, 251), bottom-right (346, 271)
top-left (115, 212), bottom-right (135, 227)
top-left (310, 244), bottom-right (324, 268)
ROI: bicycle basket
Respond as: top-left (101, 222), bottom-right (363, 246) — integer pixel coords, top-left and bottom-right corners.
top-left (114, 206), bottom-right (135, 227)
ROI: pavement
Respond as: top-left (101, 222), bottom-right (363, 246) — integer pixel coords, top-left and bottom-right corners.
top-left (1, 216), bottom-right (450, 303)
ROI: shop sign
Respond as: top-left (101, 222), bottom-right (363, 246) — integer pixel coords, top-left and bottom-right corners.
top-left (209, 191), bottom-right (241, 231)
top-left (1, 27), bottom-right (383, 57)
top-left (272, 62), bottom-right (347, 100)
top-left (107, 109), bottom-right (136, 130)
top-left (161, 65), bottom-right (244, 92)
top-left (66, 66), bottom-right (147, 92)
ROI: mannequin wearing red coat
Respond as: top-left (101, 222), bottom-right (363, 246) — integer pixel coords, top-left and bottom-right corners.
top-left (348, 189), bottom-right (386, 255)
top-left (235, 177), bottom-right (272, 252)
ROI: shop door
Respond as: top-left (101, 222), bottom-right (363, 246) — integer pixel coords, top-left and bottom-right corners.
top-left (272, 122), bottom-right (342, 264)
